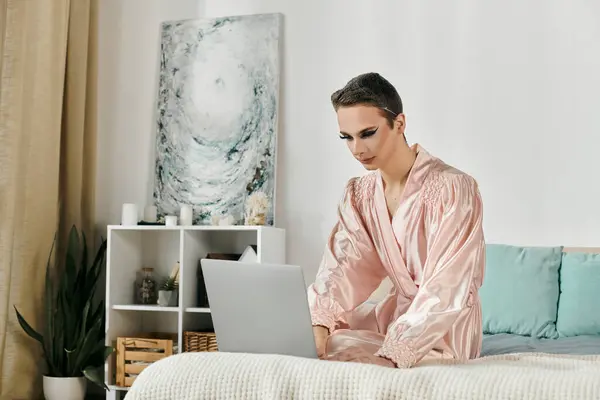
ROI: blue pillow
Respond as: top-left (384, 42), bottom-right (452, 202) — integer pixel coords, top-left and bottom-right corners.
top-left (480, 244), bottom-right (562, 338)
top-left (557, 252), bottom-right (600, 337)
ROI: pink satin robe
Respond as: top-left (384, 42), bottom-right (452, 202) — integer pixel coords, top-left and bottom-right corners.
top-left (307, 145), bottom-right (485, 368)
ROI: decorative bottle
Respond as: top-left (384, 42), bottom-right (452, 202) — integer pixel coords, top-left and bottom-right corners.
top-left (136, 267), bottom-right (157, 305)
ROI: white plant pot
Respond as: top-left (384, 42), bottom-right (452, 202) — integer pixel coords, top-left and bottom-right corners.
top-left (158, 290), bottom-right (175, 307)
top-left (43, 376), bottom-right (87, 400)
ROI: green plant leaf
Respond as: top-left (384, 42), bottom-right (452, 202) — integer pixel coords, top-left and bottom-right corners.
top-left (74, 265), bottom-right (86, 313)
top-left (65, 347), bottom-right (78, 378)
top-left (60, 274), bottom-right (76, 368)
top-left (53, 292), bottom-right (65, 376)
top-left (68, 299), bottom-right (92, 375)
top-left (43, 235), bottom-right (58, 376)
top-left (65, 226), bottom-right (80, 290)
top-left (90, 239), bottom-right (106, 277)
top-left (13, 306), bottom-right (44, 345)
top-left (88, 239), bottom-right (107, 292)
top-left (74, 231), bottom-right (91, 321)
top-left (81, 230), bottom-right (88, 281)
top-left (83, 365), bottom-right (109, 390)
top-left (72, 317), bottom-right (103, 371)
top-left (88, 301), bottom-right (104, 332)
top-left (17, 227), bottom-right (110, 380)
top-left (103, 346), bottom-right (115, 361)
top-left (86, 341), bottom-right (112, 368)
top-left (67, 225), bottom-right (80, 260)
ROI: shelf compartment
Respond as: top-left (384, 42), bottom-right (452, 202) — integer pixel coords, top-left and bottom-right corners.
top-left (105, 224), bottom-right (286, 396)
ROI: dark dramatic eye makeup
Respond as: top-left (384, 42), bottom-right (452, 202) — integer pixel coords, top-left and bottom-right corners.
top-left (360, 128), bottom-right (378, 138)
top-left (339, 127), bottom-right (379, 140)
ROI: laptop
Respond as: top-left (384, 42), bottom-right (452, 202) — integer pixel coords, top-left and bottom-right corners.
top-left (201, 259), bottom-right (318, 359)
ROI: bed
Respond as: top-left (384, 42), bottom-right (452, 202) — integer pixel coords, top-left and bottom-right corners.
top-left (123, 335), bottom-right (600, 399)
top-left (482, 333), bottom-right (600, 356)
top-left (124, 348), bottom-right (600, 400)
top-left (123, 245), bottom-right (600, 399)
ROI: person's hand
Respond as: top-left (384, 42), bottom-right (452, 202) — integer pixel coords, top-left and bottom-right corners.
top-left (313, 326), bottom-right (329, 359)
top-left (327, 346), bottom-right (396, 368)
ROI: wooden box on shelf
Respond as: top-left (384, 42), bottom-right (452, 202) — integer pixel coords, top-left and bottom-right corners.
top-left (115, 334), bottom-right (174, 387)
top-left (183, 331), bottom-right (218, 352)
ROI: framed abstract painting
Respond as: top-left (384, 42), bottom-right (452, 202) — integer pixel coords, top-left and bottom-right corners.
top-left (153, 13), bottom-right (282, 225)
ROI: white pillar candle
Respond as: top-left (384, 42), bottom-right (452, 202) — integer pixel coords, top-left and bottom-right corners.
top-left (218, 215), bottom-right (235, 226)
top-left (143, 205), bottom-right (157, 222)
top-left (165, 215), bottom-right (178, 226)
top-left (180, 205), bottom-right (193, 226)
top-left (121, 203), bottom-right (138, 226)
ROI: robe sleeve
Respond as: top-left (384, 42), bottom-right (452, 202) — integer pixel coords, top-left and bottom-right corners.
top-left (307, 177), bottom-right (387, 333)
top-left (374, 173), bottom-right (485, 368)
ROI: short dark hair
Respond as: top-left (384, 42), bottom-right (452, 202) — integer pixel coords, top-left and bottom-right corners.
top-left (330, 72), bottom-right (403, 128)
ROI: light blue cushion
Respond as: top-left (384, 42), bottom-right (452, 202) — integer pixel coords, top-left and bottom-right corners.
top-left (557, 252), bottom-right (600, 337)
top-left (480, 244), bottom-right (562, 338)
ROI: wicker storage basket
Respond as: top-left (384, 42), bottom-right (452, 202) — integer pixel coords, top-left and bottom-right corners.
top-left (183, 331), bottom-right (218, 352)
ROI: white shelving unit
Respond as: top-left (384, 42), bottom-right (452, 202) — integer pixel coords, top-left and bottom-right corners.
top-left (104, 224), bottom-right (286, 399)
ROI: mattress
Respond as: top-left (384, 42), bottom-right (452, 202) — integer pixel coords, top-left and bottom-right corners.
top-left (482, 333), bottom-right (600, 356)
top-left (125, 351), bottom-right (600, 400)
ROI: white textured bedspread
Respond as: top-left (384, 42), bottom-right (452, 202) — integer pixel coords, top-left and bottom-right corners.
top-left (124, 352), bottom-right (600, 399)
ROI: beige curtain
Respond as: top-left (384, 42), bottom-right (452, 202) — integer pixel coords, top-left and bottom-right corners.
top-left (0, 0), bottom-right (97, 398)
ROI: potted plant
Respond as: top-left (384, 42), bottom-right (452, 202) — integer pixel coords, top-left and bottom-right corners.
top-left (157, 276), bottom-right (178, 307)
top-left (157, 261), bottom-right (179, 307)
top-left (14, 226), bottom-right (114, 400)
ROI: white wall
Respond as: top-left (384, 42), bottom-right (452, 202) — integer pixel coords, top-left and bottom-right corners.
top-left (97, 0), bottom-right (600, 284)
top-left (96, 0), bottom-right (204, 231)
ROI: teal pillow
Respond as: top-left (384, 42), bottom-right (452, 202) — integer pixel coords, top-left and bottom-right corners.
top-left (557, 252), bottom-right (600, 337)
top-left (480, 244), bottom-right (562, 338)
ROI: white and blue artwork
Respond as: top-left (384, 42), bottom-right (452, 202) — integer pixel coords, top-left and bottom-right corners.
top-left (153, 13), bottom-right (281, 225)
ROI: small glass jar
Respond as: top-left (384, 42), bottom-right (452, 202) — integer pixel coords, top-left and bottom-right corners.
top-left (246, 212), bottom-right (266, 226)
top-left (136, 267), bottom-right (157, 305)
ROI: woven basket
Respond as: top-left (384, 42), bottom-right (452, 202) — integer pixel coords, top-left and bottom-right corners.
top-left (183, 331), bottom-right (218, 352)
